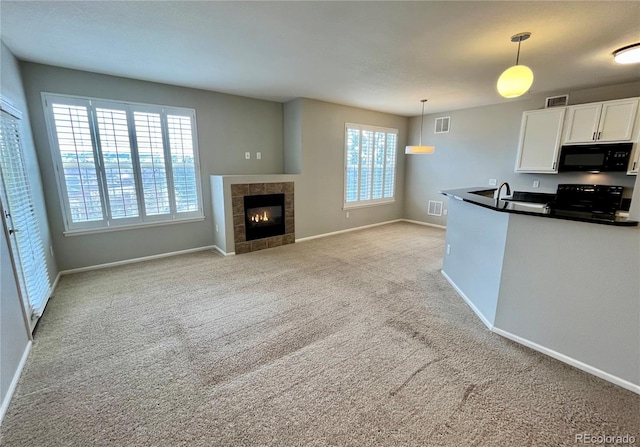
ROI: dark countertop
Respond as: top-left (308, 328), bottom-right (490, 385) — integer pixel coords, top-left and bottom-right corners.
top-left (440, 187), bottom-right (638, 227)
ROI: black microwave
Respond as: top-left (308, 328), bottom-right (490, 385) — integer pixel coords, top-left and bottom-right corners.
top-left (558, 143), bottom-right (632, 172)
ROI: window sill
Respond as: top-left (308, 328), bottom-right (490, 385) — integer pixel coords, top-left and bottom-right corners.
top-left (63, 216), bottom-right (205, 237)
top-left (343, 199), bottom-right (395, 210)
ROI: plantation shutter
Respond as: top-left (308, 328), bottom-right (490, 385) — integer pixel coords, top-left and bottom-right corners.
top-left (167, 114), bottom-right (199, 214)
top-left (50, 101), bottom-right (105, 228)
top-left (0, 107), bottom-right (51, 318)
top-left (344, 124), bottom-right (398, 208)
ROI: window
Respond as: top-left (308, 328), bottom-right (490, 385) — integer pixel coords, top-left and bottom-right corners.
top-left (0, 99), bottom-right (51, 319)
top-left (42, 94), bottom-right (203, 233)
top-left (344, 123), bottom-right (398, 208)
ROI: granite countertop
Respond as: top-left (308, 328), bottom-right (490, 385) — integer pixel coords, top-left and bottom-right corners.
top-left (440, 187), bottom-right (638, 227)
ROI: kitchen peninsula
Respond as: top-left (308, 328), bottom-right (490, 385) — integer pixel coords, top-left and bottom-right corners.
top-left (440, 187), bottom-right (640, 393)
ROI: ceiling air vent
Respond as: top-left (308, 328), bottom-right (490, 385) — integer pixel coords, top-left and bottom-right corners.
top-left (434, 116), bottom-right (450, 134)
top-left (428, 200), bottom-right (443, 216)
top-left (545, 95), bottom-right (569, 108)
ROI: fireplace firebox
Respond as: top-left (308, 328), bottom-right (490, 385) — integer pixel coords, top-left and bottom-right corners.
top-left (244, 194), bottom-right (285, 241)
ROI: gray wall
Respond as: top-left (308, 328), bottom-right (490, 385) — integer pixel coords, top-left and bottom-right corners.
top-left (20, 63), bottom-right (285, 270)
top-left (289, 98), bottom-right (408, 238)
top-left (405, 82), bottom-right (640, 226)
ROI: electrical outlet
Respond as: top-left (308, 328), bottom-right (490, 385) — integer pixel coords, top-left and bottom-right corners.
top-left (446, 244), bottom-right (451, 255)
top-left (443, 209), bottom-right (448, 216)
top-left (489, 179), bottom-right (497, 186)
top-left (532, 180), bottom-right (540, 188)
top-left (245, 152), bottom-right (251, 160)
top-left (346, 212), bottom-right (350, 218)
top-left (256, 152), bottom-right (262, 160)
top-left (215, 224), bottom-right (219, 232)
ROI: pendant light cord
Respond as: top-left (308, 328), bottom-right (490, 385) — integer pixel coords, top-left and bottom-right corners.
top-left (515, 39), bottom-right (521, 65)
top-left (419, 101), bottom-right (425, 146)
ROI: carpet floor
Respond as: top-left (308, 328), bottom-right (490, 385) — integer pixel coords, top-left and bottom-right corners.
top-left (1, 222), bottom-right (638, 446)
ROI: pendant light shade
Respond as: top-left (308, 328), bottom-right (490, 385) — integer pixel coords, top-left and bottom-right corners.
top-left (613, 43), bottom-right (640, 64)
top-left (497, 65), bottom-right (534, 98)
top-left (405, 99), bottom-right (435, 155)
top-left (497, 32), bottom-right (534, 99)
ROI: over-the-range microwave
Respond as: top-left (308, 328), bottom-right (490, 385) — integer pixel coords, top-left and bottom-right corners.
top-left (557, 142), bottom-right (632, 172)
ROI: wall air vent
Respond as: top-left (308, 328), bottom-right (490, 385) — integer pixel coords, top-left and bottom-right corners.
top-left (434, 116), bottom-right (450, 134)
top-left (545, 95), bottom-right (569, 108)
top-left (428, 200), bottom-right (443, 216)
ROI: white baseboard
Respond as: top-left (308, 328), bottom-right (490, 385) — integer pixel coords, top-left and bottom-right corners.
top-left (295, 219), bottom-right (404, 243)
top-left (0, 341), bottom-right (31, 425)
top-left (492, 327), bottom-right (640, 395)
top-left (59, 245), bottom-right (218, 275)
top-left (402, 219), bottom-right (447, 230)
top-left (441, 270), bottom-right (639, 395)
top-left (212, 245), bottom-right (235, 257)
top-left (440, 270), bottom-right (494, 330)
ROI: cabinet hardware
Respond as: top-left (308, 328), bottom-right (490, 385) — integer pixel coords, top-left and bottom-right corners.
top-left (597, 131), bottom-right (601, 140)
top-left (9, 228), bottom-right (19, 235)
top-left (552, 161), bottom-right (556, 169)
top-left (592, 132), bottom-right (596, 141)
top-left (633, 162), bottom-right (637, 170)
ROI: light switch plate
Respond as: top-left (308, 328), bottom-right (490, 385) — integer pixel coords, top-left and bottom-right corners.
top-left (489, 179), bottom-right (497, 186)
top-left (256, 152), bottom-right (262, 160)
top-left (245, 152), bottom-right (250, 160)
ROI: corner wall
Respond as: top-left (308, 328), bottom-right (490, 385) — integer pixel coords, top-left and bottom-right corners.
top-left (289, 98), bottom-right (408, 239)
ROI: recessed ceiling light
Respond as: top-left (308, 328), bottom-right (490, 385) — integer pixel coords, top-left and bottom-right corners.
top-left (613, 43), bottom-right (640, 64)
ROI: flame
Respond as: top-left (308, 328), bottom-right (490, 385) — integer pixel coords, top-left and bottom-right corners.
top-left (250, 210), bottom-right (269, 223)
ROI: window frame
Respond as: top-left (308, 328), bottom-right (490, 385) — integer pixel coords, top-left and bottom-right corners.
top-left (343, 123), bottom-right (398, 210)
top-left (42, 93), bottom-right (204, 235)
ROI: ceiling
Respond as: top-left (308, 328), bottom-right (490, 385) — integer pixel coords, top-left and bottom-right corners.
top-left (1, 1), bottom-right (639, 116)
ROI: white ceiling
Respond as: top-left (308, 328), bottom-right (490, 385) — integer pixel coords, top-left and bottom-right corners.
top-left (1, 1), bottom-right (639, 116)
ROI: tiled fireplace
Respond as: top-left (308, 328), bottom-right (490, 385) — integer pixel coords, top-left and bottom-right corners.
top-left (231, 182), bottom-right (294, 254)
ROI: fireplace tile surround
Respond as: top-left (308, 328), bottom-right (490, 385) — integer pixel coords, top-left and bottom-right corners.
top-left (231, 182), bottom-right (295, 254)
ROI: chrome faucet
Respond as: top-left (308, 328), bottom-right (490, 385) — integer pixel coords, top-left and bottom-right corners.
top-left (496, 182), bottom-right (511, 201)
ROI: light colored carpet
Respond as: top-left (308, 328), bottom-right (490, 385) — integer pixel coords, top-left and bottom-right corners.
top-left (1, 222), bottom-right (638, 446)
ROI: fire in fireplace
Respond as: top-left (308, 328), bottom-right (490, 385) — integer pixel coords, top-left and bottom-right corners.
top-left (244, 194), bottom-right (285, 241)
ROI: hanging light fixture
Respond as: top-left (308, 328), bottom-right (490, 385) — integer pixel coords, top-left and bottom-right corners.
top-left (497, 32), bottom-right (534, 98)
top-left (405, 99), bottom-right (435, 154)
top-left (613, 43), bottom-right (640, 64)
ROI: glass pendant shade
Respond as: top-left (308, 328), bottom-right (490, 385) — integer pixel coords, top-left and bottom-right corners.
top-left (497, 64), bottom-right (534, 98)
top-left (405, 145), bottom-right (435, 154)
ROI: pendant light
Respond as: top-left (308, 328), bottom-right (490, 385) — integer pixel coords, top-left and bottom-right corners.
top-left (613, 43), bottom-right (640, 64)
top-left (497, 32), bottom-right (534, 98)
top-left (405, 99), bottom-right (435, 154)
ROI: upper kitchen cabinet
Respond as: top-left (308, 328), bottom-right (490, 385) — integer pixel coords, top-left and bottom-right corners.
top-left (563, 98), bottom-right (639, 144)
top-left (515, 107), bottom-right (565, 173)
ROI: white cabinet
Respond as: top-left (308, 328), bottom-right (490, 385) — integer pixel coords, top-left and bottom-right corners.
top-left (563, 98), bottom-right (638, 143)
top-left (515, 108), bottom-right (566, 173)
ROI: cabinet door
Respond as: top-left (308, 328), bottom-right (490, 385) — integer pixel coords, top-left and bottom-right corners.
top-left (515, 108), bottom-right (565, 173)
top-left (563, 103), bottom-right (601, 143)
top-left (597, 98), bottom-right (638, 142)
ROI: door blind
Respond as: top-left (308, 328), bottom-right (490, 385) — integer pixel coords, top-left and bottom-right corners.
top-left (0, 109), bottom-right (51, 318)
